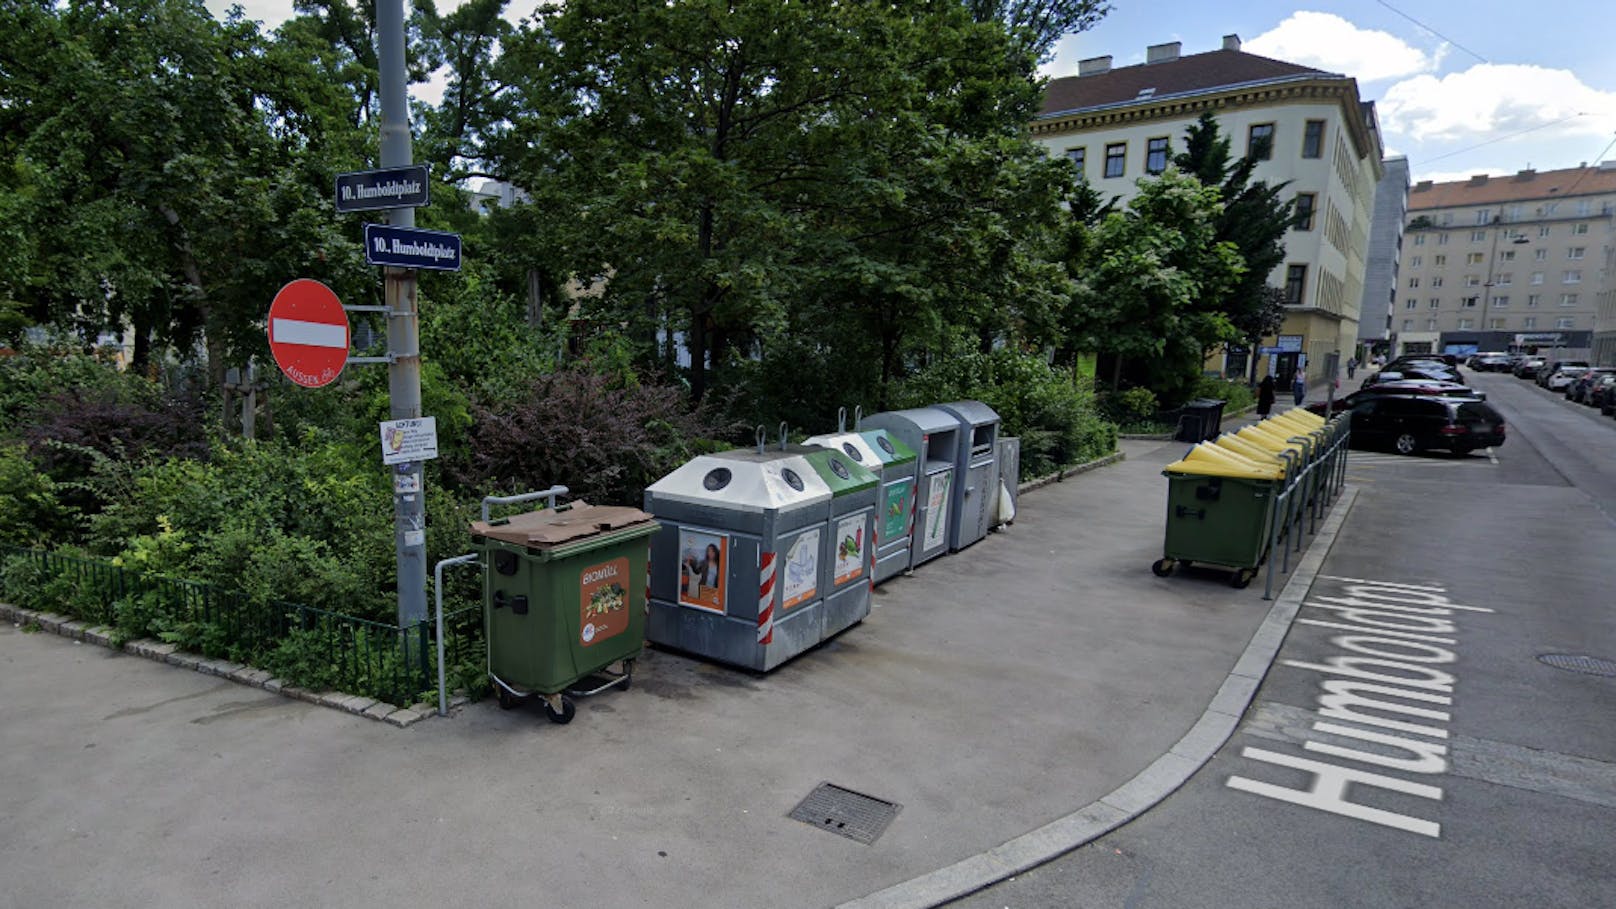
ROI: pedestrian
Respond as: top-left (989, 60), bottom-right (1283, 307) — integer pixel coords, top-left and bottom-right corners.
top-left (1257, 375), bottom-right (1275, 416)
top-left (1346, 356), bottom-right (1357, 379)
top-left (1292, 372), bottom-right (1307, 406)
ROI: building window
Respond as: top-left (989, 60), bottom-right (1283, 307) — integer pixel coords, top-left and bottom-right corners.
top-left (1441, 213), bottom-right (1453, 226)
top-left (1465, 275), bottom-right (1481, 287)
top-left (1494, 295), bottom-right (1509, 307)
top-left (1539, 225), bottom-right (1551, 238)
top-left (1564, 270), bottom-right (1581, 284)
top-left (1248, 123), bottom-right (1275, 160)
top-left (1498, 273), bottom-right (1512, 286)
top-left (1577, 200), bottom-right (1592, 216)
top-left (1301, 120), bottom-right (1325, 158)
top-left (1426, 318), bottom-right (1438, 330)
top-left (1295, 193), bottom-right (1317, 230)
top-left (1489, 318), bottom-right (1506, 329)
top-left (1145, 137), bottom-right (1169, 175)
top-left (1504, 205), bottom-right (1523, 222)
top-left (1407, 276), bottom-right (1420, 289)
top-left (1458, 318), bottom-right (1474, 329)
top-left (1431, 276), bottom-right (1444, 287)
top-left (1560, 293), bottom-right (1578, 306)
top-left (1527, 294), bottom-right (1541, 307)
top-left (1556, 317), bottom-right (1575, 329)
top-left (1499, 250), bottom-right (1515, 261)
top-left (1572, 222), bottom-right (1589, 235)
top-left (1438, 234), bottom-right (1449, 245)
top-left (1413, 234), bottom-right (1426, 246)
top-left (1410, 255), bottom-right (1422, 267)
top-left (1284, 264), bottom-right (1307, 305)
top-left (1463, 295), bottom-right (1479, 307)
top-left (1568, 247), bottom-right (1585, 259)
top-left (1433, 254), bottom-right (1446, 267)
top-left (1523, 316), bottom-right (1537, 329)
top-left (1470, 230), bottom-right (1486, 242)
top-left (1530, 272), bottom-right (1544, 285)
top-left (1466, 253), bottom-right (1484, 265)
top-left (1104, 143), bottom-right (1126, 178)
top-left (1429, 298), bottom-right (1440, 309)
top-left (1475, 210), bottom-right (1491, 225)
top-left (1066, 147), bottom-right (1086, 179)
top-left (1534, 248), bottom-right (1547, 261)
top-left (1405, 299), bottom-right (1418, 309)
top-left (1402, 319), bottom-right (1414, 331)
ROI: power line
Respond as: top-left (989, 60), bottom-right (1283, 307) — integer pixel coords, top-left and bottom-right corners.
top-left (1560, 133), bottom-right (1616, 196)
top-left (1418, 113), bottom-right (1589, 165)
top-left (1374, 0), bottom-right (1488, 65)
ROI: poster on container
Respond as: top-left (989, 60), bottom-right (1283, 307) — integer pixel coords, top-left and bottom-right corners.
top-left (678, 530), bottom-right (727, 613)
top-left (781, 529), bottom-right (820, 610)
top-left (882, 479), bottom-right (913, 543)
top-left (922, 472), bottom-right (951, 551)
top-left (579, 557), bottom-right (630, 646)
top-left (833, 514), bottom-right (865, 585)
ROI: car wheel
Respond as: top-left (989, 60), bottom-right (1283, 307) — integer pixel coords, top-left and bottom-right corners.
top-left (1394, 432), bottom-right (1420, 455)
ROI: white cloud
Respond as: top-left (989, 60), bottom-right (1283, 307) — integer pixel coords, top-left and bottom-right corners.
top-left (1380, 63), bottom-right (1616, 145)
top-left (1245, 11), bottom-right (1438, 83)
top-left (1412, 167), bottom-right (1512, 185)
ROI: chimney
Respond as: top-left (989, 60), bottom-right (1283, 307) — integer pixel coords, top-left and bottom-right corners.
top-left (1513, 168), bottom-right (1536, 182)
top-left (1599, 160), bottom-right (1616, 171)
top-left (1222, 34), bottom-right (1242, 52)
top-left (1413, 180), bottom-right (1433, 192)
top-left (1078, 55), bottom-right (1112, 76)
top-left (1468, 174), bottom-right (1489, 185)
top-left (1146, 42), bottom-right (1181, 64)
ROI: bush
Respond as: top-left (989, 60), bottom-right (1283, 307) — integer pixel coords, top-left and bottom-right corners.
top-left (0, 443), bottom-right (78, 546)
top-left (1194, 376), bottom-right (1255, 414)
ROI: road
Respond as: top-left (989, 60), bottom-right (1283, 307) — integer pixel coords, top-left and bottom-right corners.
top-left (955, 371), bottom-right (1616, 908)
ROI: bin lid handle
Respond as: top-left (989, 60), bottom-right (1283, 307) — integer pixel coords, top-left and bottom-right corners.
top-left (854, 405), bottom-right (863, 430)
top-left (756, 424), bottom-right (767, 455)
top-left (837, 406), bottom-right (847, 432)
top-left (779, 421), bottom-right (789, 451)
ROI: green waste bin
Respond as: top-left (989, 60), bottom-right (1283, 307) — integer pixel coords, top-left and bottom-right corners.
top-left (1152, 471), bottom-right (1278, 589)
top-left (470, 501), bottom-right (659, 724)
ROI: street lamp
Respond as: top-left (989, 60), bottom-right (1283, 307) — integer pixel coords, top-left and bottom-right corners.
top-left (1479, 209), bottom-right (1531, 347)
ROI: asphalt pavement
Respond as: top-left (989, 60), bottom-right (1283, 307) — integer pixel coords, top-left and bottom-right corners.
top-left (0, 416), bottom-right (1353, 909)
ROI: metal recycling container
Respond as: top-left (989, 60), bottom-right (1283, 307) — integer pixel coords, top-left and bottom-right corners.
top-left (800, 448), bottom-right (880, 639)
top-left (994, 436), bottom-right (1021, 528)
top-left (859, 408), bottom-right (960, 569)
top-left (804, 428), bottom-right (919, 585)
top-left (470, 502), bottom-right (659, 717)
top-left (644, 448), bottom-right (835, 671)
top-left (936, 401), bottom-right (1001, 552)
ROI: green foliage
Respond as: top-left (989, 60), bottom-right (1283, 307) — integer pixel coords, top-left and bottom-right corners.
top-left (1113, 388), bottom-right (1160, 424)
top-left (0, 443), bottom-right (78, 546)
top-left (1194, 376), bottom-right (1256, 414)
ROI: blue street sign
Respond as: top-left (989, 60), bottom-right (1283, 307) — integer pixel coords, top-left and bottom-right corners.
top-left (336, 165), bottom-right (431, 213)
top-left (363, 224), bottom-right (462, 271)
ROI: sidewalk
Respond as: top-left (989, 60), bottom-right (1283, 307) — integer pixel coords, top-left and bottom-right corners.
top-left (0, 439), bottom-right (1350, 909)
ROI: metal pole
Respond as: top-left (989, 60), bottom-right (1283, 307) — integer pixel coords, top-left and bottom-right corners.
top-left (377, 0), bottom-right (426, 626)
top-left (434, 553), bottom-right (479, 717)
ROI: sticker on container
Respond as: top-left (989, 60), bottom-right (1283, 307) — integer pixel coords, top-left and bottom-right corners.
top-left (579, 556), bottom-right (630, 647)
top-left (922, 472), bottom-right (951, 551)
top-left (882, 479), bottom-right (913, 542)
top-left (678, 530), bottom-right (727, 614)
top-left (833, 514), bottom-right (864, 585)
top-left (781, 529), bottom-right (820, 610)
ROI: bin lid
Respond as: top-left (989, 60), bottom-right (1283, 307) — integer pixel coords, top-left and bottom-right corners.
top-left (470, 501), bottom-right (656, 549)
top-left (802, 431), bottom-right (882, 467)
top-left (645, 450), bottom-right (833, 513)
top-left (799, 446), bottom-right (878, 495)
top-left (856, 429), bottom-right (917, 466)
top-left (1164, 443), bottom-right (1282, 480)
top-left (863, 406), bottom-right (959, 436)
top-left (936, 400), bottom-right (1000, 428)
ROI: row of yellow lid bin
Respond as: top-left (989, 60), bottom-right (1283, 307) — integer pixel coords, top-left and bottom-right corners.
top-left (1163, 407), bottom-right (1326, 480)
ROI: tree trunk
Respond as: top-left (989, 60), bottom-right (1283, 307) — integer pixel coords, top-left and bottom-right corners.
top-left (1111, 354), bottom-right (1122, 392)
top-left (525, 268), bottom-right (543, 328)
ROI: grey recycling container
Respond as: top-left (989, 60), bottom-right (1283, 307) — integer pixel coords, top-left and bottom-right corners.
top-left (804, 425), bottom-right (919, 585)
top-left (936, 401), bottom-right (1001, 552)
top-left (859, 407), bottom-right (959, 569)
top-left (994, 436), bottom-right (1020, 528)
top-left (645, 442), bottom-right (870, 672)
top-left (799, 447), bottom-right (880, 640)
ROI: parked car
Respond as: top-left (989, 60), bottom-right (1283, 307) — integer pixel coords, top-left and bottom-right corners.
top-left (1306, 382), bottom-right (1483, 418)
top-left (1545, 365), bottom-right (1590, 392)
top-left (1537, 359), bottom-right (1589, 387)
top-left (1386, 357), bottom-right (1466, 380)
top-left (1365, 365), bottom-right (1463, 386)
top-left (1343, 395), bottom-right (1506, 455)
top-left (1514, 357), bottom-right (1547, 379)
top-left (1588, 374), bottom-right (1616, 412)
top-left (1468, 353), bottom-right (1512, 372)
top-left (1566, 367), bottom-right (1616, 403)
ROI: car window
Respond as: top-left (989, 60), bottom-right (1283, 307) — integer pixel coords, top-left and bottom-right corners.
top-left (1349, 399), bottom-right (1380, 416)
top-left (1457, 402), bottom-right (1501, 422)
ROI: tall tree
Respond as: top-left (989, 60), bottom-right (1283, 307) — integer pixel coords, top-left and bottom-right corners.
top-left (964, 0), bottom-right (1111, 60)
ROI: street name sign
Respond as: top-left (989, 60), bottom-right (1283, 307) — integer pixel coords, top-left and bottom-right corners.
top-left (363, 223), bottom-right (462, 271)
top-left (335, 165), bottom-right (430, 213)
top-left (267, 279), bottom-right (349, 388)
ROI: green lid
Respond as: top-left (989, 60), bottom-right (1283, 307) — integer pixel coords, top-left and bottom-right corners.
top-left (858, 429), bottom-right (916, 466)
top-left (800, 447), bottom-right (879, 495)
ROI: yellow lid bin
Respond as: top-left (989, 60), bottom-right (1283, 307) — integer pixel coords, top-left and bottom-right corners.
top-left (1215, 434), bottom-right (1289, 474)
top-left (1273, 408), bottom-right (1325, 429)
top-left (1164, 441), bottom-right (1284, 480)
top-left (1235, 425), bottom-right (1308, 460)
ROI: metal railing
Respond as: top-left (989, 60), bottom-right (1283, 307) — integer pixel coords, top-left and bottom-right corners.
top-left (1261, 413), bottom-right (1351, 600)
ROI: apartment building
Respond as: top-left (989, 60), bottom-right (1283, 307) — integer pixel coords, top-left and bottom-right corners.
top-left (1399, 163), bottom-right (1616, 362)
top-left (1359, 156), bottom-right (1410, 355)
top-left (1032, 35), bottom-right (1385, 386)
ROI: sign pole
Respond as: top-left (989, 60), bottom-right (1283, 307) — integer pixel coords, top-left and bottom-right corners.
top-left (377, 0), bottom-right (427, 626)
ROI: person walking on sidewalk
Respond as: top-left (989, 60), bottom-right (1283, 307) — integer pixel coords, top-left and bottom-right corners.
top-left (1257, 375), bottom-right (1275, 416)
top-left (1346, 356), bottom-right (1358, 379)
top-left (1291, 372), bottom-right (1306, 406)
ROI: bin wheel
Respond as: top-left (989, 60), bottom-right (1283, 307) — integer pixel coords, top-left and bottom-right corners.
top-left (544, 697), bottom-right (576, 725)
top-left (619, 660), bottom-right (633, 692)
top-left (1231, 569), bottom-right (1256, 589)
top-left (495, 684), bottom-right (522, 710)
top-left (1151, 558), bottom-right (1177, 577)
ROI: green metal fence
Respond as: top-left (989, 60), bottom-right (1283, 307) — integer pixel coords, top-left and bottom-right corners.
top-left (0, 546), bottom-right (485, 707)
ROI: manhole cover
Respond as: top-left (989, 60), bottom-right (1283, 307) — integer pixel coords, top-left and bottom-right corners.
top-left (788, 782), bottom-right (900, 844)
top-left (1538, 654), bottom-right (1616, 677)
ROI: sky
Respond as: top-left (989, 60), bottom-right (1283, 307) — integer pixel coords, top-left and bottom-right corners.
top-left (208, 0), bottom-right (1616, 186)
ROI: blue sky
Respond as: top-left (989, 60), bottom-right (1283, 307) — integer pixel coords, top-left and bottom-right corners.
top-left (211, 1), bottom-right (1616, 185)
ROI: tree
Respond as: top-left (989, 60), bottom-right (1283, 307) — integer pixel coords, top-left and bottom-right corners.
top-left (1065, 169), bottom-right (1244, 402)
top-left (1233, 285), bottom-right (1288, 383)
top-left (964, 0), bottom-right (1111, 60)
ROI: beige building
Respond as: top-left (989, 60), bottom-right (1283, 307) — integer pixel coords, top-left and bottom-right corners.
top-left (1400, 164), bottom-right (1616, 364)
top-left (1032, 35), bottom-right (1384, 385)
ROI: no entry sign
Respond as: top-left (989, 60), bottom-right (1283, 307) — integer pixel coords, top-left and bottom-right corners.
top-left (267, 279), bottom-right (350, 388)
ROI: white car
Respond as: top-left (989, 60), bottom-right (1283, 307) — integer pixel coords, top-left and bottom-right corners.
top-left (1545, 366), bottom-right (1589, 391)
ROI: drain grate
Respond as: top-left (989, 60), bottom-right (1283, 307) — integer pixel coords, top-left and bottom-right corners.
top-left (1538, 653), bottom-right (1616, 678)
top-left (788, 782), bottom-right (901, 845)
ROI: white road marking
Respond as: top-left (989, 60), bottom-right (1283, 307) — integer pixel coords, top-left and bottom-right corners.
top-left (271, 318), bottom-right (347, 348)
top-left (1486, 447), bottom-right (1498, 465)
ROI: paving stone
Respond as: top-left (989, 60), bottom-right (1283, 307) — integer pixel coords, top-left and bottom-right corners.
top-left (384, 707), bottom-right (427, 728)
top-left (280, 686), bottom-right (308, 701)
top-left (339, 696), bottom-right (379, 714)
top-left (84, 627), bottom-right (114, 647)
top-left (262, 678), bottom-right (285, 694)
top-left (448, 695), bottom-right (470, 709)
top-left (139, 641), bottom-right (179, 657)
top-left (239, 669), bottom-right (273, 686)
top-left (314, 692), bottom-right (349, 709)
top-left (59, 621), bottom-right (87, 640)
top-left (361, 702), bottom-right (397, 722)
top-left (167, 653), bottom-right (201, 670)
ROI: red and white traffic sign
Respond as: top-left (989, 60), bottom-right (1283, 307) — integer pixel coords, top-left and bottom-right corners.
top-left (267, 279), bottom-right (349, 388)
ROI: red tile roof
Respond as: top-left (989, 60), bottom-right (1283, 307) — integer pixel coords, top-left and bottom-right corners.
top-left (1408, 166), bottom-right (1616, 210)
top-left (1039, 49), bottom-right (1336, 118)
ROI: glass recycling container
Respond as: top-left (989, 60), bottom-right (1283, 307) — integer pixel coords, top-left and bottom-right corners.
top-left (469, 501), bottom-right (659, 723)
top-left (936, 400), bottom-right (1001, 552)
top-left (859, 407), bottom-right (960, 569)
top-left (800, 447), bottom-right (880, 639)
top-left (804, 424), bottom-right (919, 585)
